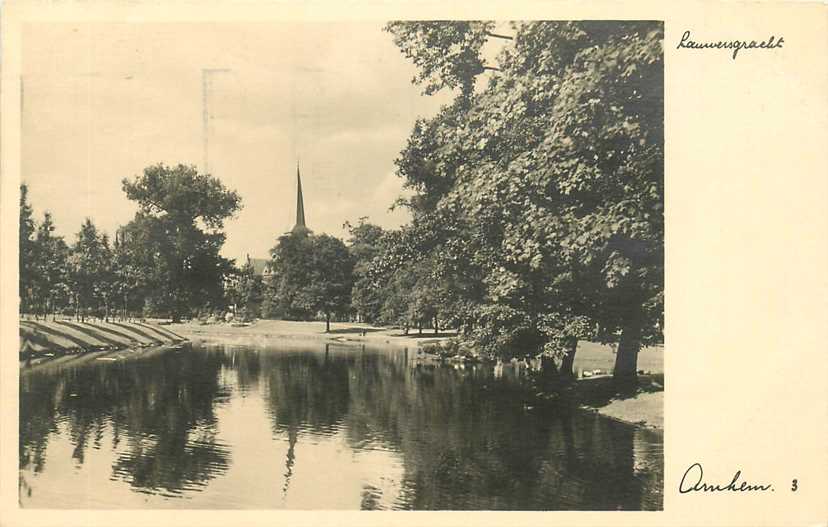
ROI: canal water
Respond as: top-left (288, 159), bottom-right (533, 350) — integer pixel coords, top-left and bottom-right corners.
top-left (19, 342), bottom-right (663, 510)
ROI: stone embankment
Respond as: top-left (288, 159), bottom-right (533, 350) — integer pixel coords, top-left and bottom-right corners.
top-left (19, 319), bottom-right (187, 360)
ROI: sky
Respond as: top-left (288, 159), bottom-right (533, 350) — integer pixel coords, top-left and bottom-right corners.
top-left (21, 22), bottom-right (453, 262)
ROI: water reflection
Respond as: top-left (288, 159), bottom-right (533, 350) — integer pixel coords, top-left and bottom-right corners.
top-left (20, 347), bottom-right (232, 501)
top-left (20, 342), bottom-right (662, 510)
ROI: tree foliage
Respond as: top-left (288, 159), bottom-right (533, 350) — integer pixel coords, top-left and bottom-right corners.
top-left (69, 219), bottom-right (112, 321)
top-left (385, 21), bottom-right (509, 96)
top-left (30, 212), bottom-right (70, 319)
top-left (226, 257), bottom-right (264, 321)
top-left (19, 184), bottom-right (37, 312)
top-left (19, 165), bottom-right (242, 322)
top-left (264, 230), bottom-right (355, 331)
top-left (120, 164), bottom-right (241, 320)
top-left (345, 218), bottom-right (387, 324)
top-left (384, 21), bottom-right (664, 378)
top-left (122, 163), bottom-right (241, 230)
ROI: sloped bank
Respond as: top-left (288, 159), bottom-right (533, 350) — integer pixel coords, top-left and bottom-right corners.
top-left (19, 319), bottom-right (188, 362)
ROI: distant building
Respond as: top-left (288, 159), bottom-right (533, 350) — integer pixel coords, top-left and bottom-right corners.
top-left (248, 257), bottom-right (273, 282)
top-left (247, 257), bottom-right (270, 275)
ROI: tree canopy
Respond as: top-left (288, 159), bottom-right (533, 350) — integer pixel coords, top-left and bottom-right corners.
top-left (385, 21), bottom-right (512, 96)
top-left (384, 21), bottom-right (664, 378)
top-left (119, 164), bottom-right (242, 321)
top-left (122, 163), bottom-right (242, 230)
top-left (19, 166), bottom-right (245, 322)
top-left (263, 230), bottom-right (355, 331)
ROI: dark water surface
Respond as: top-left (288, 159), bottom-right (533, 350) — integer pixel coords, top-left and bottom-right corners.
top-left (19, 342), bottom-right (663, 510)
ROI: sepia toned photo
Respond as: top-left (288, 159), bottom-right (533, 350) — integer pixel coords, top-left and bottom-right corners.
top-left (17, 20), bottom-right (664, 510)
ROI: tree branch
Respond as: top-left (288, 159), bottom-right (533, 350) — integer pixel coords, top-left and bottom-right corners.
top-left (147, 199), bottom-right (168, 215)
top-left (485, 30), bottom-right (514, 40)
top-left (483, 65), bottom-right (502, 72)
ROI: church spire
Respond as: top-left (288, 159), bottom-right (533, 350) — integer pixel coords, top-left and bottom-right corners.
top-left (293, 161), bottom-right (307, 232)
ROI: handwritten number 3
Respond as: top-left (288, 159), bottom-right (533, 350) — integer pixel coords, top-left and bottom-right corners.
top-left (791, 479), bottom-right (798, 491)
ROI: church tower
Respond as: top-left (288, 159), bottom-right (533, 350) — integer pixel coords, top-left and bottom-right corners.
top-left (292, 162), bottom-right (308, 233)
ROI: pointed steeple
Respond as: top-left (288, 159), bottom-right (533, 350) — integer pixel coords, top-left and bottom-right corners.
top-left (293, 161), bottom-right (307, 232)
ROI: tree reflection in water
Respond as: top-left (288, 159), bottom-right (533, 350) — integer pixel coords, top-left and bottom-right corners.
top-left (21, 346), bottom-right (232, 496)
top-left (20, 343), bottom-right (662, 510)
top-left (254, 344), bottom-right (662, 510)
top-left (343, 353), bottom-right (660, 510)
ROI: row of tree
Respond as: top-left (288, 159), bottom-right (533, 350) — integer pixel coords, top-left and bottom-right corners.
top-left (226, 218), bottom-right (460, 336)
top-left (19, 164), bottom-right (241, 322)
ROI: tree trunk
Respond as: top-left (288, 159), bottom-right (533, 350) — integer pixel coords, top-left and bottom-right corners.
top-left (433, 316), bottom-right (439, 336)
top-left (560, 337), bottom-right (578, 381)
top-left (613, 310), bottom-right (642, 381)
top-left (538, 354), bottom-right (560, 389)
top-left (542, 355), bottom-right (559, 372)
top-left (418, 321), bottom-right (422, 335)
top-left (325, 312), bottom-right (331, 333)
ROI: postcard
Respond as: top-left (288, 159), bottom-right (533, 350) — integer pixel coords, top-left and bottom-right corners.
top-left (1, 1), bottom-right (825, 526)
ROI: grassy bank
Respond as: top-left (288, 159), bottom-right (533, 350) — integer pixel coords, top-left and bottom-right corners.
top-left (595, 391), bottom-right (663, 429)
top-left (564, 374), bottom-right (664, 430)
top-left (19, 319), bottom-right (187, 360)
top-left (168, 318), bottom-right (458, 349)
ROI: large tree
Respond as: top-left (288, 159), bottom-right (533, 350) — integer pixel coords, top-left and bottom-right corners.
top-left (266, 230), bottom-right (354, 332)
top-left (303, 234), bottom-right (355, 332)
top-left (387, 21), bottom-right (664, 378)
top-left (121, 164), bottom-right (241, 321)
top-left (266, 230), bottom-right (316, 320)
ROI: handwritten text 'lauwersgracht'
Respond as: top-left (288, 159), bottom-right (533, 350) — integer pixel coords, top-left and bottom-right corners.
top-left (677, 30), bottom-right (784, 59)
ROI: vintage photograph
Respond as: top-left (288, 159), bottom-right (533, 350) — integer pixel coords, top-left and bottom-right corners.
top-left (18, 20), bottom-right (664, 510)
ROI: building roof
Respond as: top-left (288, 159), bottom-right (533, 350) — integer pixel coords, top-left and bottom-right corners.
top-left (248, 257), bottom-right (271, 276)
